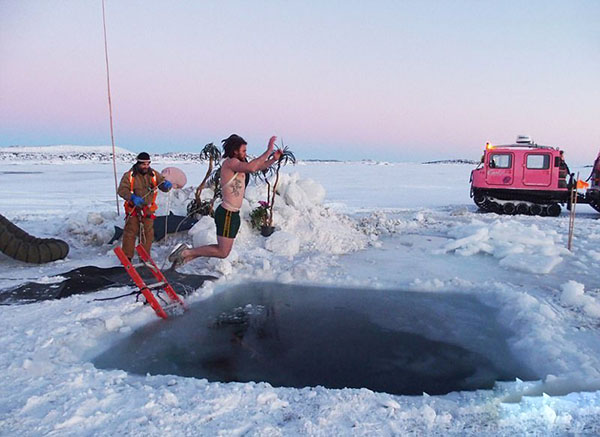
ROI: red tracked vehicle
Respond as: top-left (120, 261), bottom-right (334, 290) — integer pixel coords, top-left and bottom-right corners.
top-left (469, 136), bottom-right (594, 216)
top-left (587, 151), bottom-right (600, 212)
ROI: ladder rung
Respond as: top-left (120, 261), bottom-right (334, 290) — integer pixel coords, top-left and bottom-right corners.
top-left (146, 281), bottom-right (166, 290)
top-left (132, 261), bottom-right (154, 269)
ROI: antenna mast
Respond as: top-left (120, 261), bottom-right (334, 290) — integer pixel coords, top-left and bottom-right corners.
top-left (101, 0), bottom-right (120, 215)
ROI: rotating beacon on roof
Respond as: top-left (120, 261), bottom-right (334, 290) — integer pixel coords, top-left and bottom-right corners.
top-left (469, 136), bottom-right (600, 216)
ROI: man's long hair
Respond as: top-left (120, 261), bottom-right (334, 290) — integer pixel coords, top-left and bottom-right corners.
top-left (222, 134), bottom-right (247, 159)
top-left (222, 134), bottom-right (250, 187)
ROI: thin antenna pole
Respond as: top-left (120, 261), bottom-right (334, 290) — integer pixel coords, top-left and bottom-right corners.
top-left (101, 0), bottom-right (120, 216)
top-left (567, 172), bottom-right (579, 251)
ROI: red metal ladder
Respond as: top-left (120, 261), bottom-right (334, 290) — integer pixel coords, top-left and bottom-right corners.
top-left (114, 244), bottom-right (186, 319)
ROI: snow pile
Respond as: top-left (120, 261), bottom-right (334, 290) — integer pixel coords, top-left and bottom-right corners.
top-left (181, 173), bottom-right (371, 281)
top-left (244, 173), bottom-right (370, 255)
top-left (186, 172), bottom-right (369, 256)
top-left (440, 219), bottom-right (569, 274)
top-left (61, 172), bottom-right (370, 282)
top-left (64, 211), bottom-right (119, 247)
top-left (263, 231), bottom-right (300, 257)
top-left (169, 173), bottom-right (375, 283)
top-left (560, 281), bottom-right (600, 318)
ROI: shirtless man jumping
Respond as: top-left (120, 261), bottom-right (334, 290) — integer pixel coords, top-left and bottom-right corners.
top-left (169, 134), bottom-right (282, 268)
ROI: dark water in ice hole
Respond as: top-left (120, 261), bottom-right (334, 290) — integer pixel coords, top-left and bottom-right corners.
top-left (94, 282), bottom-right (536, 395)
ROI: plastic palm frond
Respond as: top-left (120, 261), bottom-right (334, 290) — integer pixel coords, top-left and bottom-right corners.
top-left (272, 140), bottom-right (297, 166)
top-left (199, 143), bottom-right (222, 161)
top-left (251, 165), bottom-right (275, 183)
top-left (279, 147), bottom-right (296, 165)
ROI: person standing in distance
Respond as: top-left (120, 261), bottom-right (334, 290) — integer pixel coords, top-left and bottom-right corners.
top-left (169, 135), bottom-right (281, 267)
top-left (117, 152), bottom-right (173, 259)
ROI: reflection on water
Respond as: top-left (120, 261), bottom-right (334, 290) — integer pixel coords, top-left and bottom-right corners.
top-left (94, 282), bottom-right (536, 395)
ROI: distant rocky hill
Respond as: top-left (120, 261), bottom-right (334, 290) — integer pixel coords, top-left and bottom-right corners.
top-left (0, 145), bottom-right (205, 163)
top-left (422, 159), bottom-right (478, 165)
top-left (0, 145), bottom-right (481, 165)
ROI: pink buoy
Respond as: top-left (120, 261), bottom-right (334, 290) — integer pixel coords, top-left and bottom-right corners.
top-left (161, 167), bottom-right (187, 189)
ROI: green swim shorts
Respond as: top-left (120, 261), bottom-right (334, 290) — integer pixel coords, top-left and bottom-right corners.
top-left (214, 205), bottom-right (241, 239)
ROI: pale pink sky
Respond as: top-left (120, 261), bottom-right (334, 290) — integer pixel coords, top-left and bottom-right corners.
top-left (1, 1), bottom-right (598, 162)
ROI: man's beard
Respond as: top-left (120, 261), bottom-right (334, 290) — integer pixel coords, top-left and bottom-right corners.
top-left (137, 164), bottom-right (149, 174)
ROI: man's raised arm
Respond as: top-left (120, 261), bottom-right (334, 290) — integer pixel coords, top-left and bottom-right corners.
top-left (258, 149), bottom-right (283, 171)
top-left (228, 136), bottom-right (279, 173)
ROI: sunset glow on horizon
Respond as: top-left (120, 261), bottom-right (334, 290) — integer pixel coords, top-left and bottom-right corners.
top-left (1, 1), bottom-right (598, 163)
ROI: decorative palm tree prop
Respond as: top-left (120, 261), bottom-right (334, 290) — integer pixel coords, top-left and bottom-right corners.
top-left (207, 165), bottom-right (222, 215)
top-left (187, 143), bottom-right (222, 217)
top-left (195, 143), bottom-right (221, 203)
top-left (248, 167), bottom-right (274, 232)
top-left (267, 144), bottom-right (296, 227)
top-left (252, 166), bottom-right (275, 206)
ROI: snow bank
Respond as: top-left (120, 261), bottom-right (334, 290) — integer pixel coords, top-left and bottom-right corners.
top-left (179, 172), bottom-right (369, 259)
top-left (62, 171), bottom-right (370, 284)
top-left (264, 231), bottom-right (300, 257)
top-left (243, 173), bottom-right (370, 256)
top-left (440, 219), bottom-right (569, 274)
top-left (561, 281), bottom-right (600, 318)
top-left (189, 216), bottom-right (217, 247)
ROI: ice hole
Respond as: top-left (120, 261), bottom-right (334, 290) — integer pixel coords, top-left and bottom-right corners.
top-left (94, 283), bottom-right (536, 395)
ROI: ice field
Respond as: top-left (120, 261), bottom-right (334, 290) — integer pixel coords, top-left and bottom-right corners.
top-left (1, 155), bottom-right (600, 435)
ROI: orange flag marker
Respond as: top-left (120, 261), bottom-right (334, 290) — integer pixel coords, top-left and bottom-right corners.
top-left (576, 180), bottom-right (589, 189)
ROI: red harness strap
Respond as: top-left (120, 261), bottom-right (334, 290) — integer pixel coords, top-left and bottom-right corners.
top-left (127, 205), bottom-right (156, 220)
top-left (124, 170), bottom-right (158, 219)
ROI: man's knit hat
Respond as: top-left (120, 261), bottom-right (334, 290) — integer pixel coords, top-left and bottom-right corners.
top-left (136, 152), bottom-right (151, 163)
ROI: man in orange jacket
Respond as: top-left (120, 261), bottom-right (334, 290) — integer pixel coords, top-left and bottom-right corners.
top-left (117, 152), bottom-right (172, 259)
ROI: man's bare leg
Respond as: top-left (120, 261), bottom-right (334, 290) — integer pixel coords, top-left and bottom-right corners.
top-left (181, 236), bottom-right (234, 263)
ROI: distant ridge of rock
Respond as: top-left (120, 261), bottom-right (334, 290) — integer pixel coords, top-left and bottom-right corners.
top-left (422, 159), bottom-right (478, 165)
top-left (0, 145), bottom-right (482, 166)
top-left (303, 159), bottom-right (341, 163)
top-left (0, 145), bottom-right (207, 163)
top-left (0, 145), bottom-right (133, 154)
top-left (155, 152), bottom-right (205, 162)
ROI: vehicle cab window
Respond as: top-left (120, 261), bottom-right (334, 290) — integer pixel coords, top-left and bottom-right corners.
top-left (526, 154), bottom-right (550, 170)
top-left (489, 154), bottom-right (511, 169)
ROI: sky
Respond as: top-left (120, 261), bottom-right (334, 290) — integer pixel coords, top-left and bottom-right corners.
top-left (0, 0), bottom-right (598, 163)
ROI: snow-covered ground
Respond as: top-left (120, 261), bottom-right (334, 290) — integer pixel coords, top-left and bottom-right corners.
top-left (1, 155), bottom-right (599, 435)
